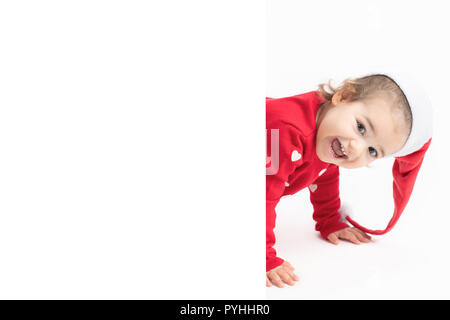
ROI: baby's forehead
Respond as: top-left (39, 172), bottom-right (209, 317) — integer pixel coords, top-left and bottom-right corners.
top-left (360, 95), bottom-right (410, 136)
top-left (361, 93), bottom-right (403, 117)
top-left (363, 91), bottom-right (397, 108)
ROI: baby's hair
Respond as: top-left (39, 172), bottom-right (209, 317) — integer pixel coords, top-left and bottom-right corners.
top-left (318, 74), bottom-right (413, 137)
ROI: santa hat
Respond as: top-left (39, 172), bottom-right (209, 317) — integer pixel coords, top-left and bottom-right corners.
top-left (342, 70), bottom-right (433, 235)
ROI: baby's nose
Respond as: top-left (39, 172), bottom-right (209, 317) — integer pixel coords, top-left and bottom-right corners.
top-left (349, 139), bottom-right (364, 157)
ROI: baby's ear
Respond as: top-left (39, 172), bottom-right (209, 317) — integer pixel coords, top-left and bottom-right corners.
top-left (341, 88), bottom-right (355, 101)
top-left (332, 87), bottom-right (355, 105)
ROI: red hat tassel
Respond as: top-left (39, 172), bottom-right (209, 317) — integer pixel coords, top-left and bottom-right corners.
top-left (344, 139), bottom-right (432, 236)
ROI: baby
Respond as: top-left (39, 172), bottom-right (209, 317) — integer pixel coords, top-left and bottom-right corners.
top-left (266, 73), bottom-right (432, 288)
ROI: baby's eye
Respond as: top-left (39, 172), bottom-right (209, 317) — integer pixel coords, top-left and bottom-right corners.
top-left (368, 147), bottom-right (378, 157)
top-left (357, 121), bottom-right (366, 135)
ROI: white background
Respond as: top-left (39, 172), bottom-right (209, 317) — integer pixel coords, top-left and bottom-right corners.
top-left (0, 0), bottom-right (448, 300)
top-left (267, 0), bottom-right (449, 299)
top-left (0, 1), bottom-right (265, 299)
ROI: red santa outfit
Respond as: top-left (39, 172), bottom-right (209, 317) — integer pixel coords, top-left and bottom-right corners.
top-left (266, 91), bottom-right (349, 271)
top-left (266, 71), bottom-right (433, 272)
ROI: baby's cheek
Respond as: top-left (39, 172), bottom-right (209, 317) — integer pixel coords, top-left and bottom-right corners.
top-left (343, 159), bottom-right (366, 169)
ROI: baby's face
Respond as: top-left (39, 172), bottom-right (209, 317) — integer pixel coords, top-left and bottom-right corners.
top-left (315, 93), bottom-right (409, 168)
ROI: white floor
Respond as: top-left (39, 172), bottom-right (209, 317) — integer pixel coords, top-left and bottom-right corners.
top-left (266, 151), bottom-right (449, 299)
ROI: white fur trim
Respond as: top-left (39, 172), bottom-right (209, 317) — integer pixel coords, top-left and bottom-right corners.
top-left (345, 68), bottom-right (433, 157)
top-left (385, 71), bottom-right (433, 157)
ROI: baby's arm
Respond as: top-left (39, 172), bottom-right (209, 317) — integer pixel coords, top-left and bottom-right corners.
top-left (309, 165), bottom-right (354, 240)
top-left (266, 124), bottom-right (303, 286)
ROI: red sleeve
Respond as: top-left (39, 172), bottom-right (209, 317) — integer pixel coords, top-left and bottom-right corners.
top-left (309, 164), bottom-right (349, 239)
top-left (266, 124), bottom-right (303, 271)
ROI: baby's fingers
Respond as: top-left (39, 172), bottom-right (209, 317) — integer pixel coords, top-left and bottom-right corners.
top-left (340, 229), bottom-right (360, 245)
top-left (266, 276), bottom-right (272, 287)
top-left (267, 272), bottom-right (284, 288)
top-left (283, 261), bottom-right (295, 272)
top-left (284, 267), bottom-right (299, 282)
top-left (328, 233), bottom-right (340, 245)
top-left (353, 228), bottom-right (372, 241)
top-left (281, 262), bottom-right (297, 279)
top-left (277, 269), bottom-right (296, 286)
top-left (352, 229), bottom-right (370, 243)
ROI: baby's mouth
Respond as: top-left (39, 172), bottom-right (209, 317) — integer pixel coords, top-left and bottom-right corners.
top-left (331, 138), bottom-right (348, 159)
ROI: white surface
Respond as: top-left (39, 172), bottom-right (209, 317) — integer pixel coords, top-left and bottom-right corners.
top-left (266, 0), bottom-right (450, 299)
top-left (266, 150), bottom-right (447, 299)
top-left (0, 1), bottom-right (266, 299)
top-left (0, 0), bottom-right (448, 300)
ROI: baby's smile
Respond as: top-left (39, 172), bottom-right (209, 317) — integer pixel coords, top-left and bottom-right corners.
top-left (330, 138), bottom-right (348, 159)
top-left (315, 96), bottom-right (409, 169)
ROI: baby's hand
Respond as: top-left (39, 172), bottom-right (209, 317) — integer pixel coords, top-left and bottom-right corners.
top-left (266, 261), bottom-right (299, 288)
top-left (327, 227), bottom-right (371, 245)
